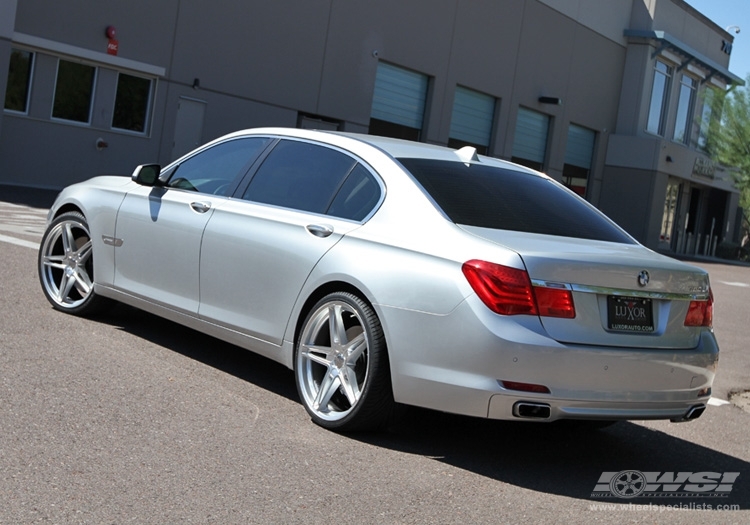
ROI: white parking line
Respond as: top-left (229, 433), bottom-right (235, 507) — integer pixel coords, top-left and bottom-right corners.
top-left (719, 281), bottom-right (750, 288)
top-left (708, 397), bottom-right (731, 406)
top-left (0, 233), bottom-right (39, 250)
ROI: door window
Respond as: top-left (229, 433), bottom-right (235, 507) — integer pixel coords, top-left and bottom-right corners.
top-left (167, 137), bottom-right (271, 195)
top-left (242, 140), bottom-right (356, 214)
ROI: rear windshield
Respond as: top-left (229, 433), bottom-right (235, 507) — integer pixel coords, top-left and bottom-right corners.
top-left (399, 158), bottom-right (635, 244)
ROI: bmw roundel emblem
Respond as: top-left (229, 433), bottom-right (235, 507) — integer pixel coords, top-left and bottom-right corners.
top-left (638, 270), bottom-right (650, 287)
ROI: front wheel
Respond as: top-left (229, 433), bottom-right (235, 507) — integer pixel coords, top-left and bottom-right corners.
top-left (38, 211), bottom-right (109, 316)
top-left (294, 292), bottom-right (394, 432)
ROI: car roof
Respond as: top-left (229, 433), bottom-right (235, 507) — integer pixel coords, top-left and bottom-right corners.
top-left (229, 127), bottom-right (543, 176)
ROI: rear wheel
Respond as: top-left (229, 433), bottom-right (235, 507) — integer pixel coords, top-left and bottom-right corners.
top-left (294, 292), bottom-right (394, 432)
top-left (38, 211), bottom-right (109, 316)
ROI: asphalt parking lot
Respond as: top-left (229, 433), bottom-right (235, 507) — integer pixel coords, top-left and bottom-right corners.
top-left (0, 197), bottom-right (748, 524)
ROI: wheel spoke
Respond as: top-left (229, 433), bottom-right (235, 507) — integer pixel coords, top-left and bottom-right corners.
top-left (340, 366), bottom-right (361, 406)
top-left (313, 370), bottom-right (340, 412)
top-left (57, 274), bottom-right (76, 303)
top-left (42, 254), bottom-right (67, 270)
top-left (73, 270), bottom-right (92, 295)
top-left (300, 344), bottom-right (333, 367)
top-left (75, 239), bottom-right (93, 264)
top-left (328, 304), bottom-right (347, 347)
top-left (345, 332), bottom-right (367, 364)
top-left (61, 223), bottom-right (75, 254)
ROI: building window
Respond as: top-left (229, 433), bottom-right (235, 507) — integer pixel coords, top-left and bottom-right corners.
top-left (511, 107), bottom-right (549, 171)
top-left (660, 180), bottom-right (681, 243)
top-left (697, 87), bottom-right (716, 151)
top-left (112, 73), bottom-right (152, 133)
top-left (4, 49), bottom-right (34, 113)
top-left (370, 62), bottom-right (428, 141)
top-left (673, 74), bottom-right (697, 144)
top-left (448, 86), bottom-right (495, 154)
top-left (563, 124), bottom-right (596, 197)
top-left (646, 61), bottom-right (672, 136)
top-left (52, 59), bottom-right (96, 123)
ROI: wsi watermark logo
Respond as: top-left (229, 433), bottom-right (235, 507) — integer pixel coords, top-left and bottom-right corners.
top-left (592, 471), bottom-right (740, 499)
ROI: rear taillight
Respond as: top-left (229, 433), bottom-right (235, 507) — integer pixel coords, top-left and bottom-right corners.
top-left (534, 285), bottom-right (576, 319)
top-left (462, 260), bottom-right (575, 318)
top-left (684, 289), bottom-right (713, 327)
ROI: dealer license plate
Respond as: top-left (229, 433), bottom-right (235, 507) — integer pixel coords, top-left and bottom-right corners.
top-left (607, 296), bottom-right (654, 333)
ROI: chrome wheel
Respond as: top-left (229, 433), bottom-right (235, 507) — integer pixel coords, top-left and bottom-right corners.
top-left (295, 292), bottom-right (393, 431)
top-left (39, 212), bottom-right (100, 313)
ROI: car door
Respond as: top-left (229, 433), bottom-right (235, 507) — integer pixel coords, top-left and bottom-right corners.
top-left (113, 137), bottom-right (271, 313)
top-left (199, 138), bottom-right (383, 345)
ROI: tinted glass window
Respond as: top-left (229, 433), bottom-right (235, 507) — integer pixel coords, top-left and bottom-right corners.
top-left (400, 158), bottom-right (634, 244)
top-left (327, 164), bottom-right (381, 221)
top-left (53, 60), bottom-right (95, 123)
top-left (4, 49), bottom-right (33, 113)
top-left (112, 73), bottom-right (151, 133)
top-left (168, 137), bottom-right (271, 195)
top-left (243, 140), bottom-right (356, 213)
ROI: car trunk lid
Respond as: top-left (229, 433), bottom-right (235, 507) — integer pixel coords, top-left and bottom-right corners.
top-left (459, 226), bottom-right (711, 349)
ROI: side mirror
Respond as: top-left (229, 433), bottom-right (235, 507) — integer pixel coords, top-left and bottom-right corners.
top-left (131, 164), bottom-right (162, 186)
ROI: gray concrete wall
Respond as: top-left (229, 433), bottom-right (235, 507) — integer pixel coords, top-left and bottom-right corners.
top-left (2, 0), bottom-right (629, 190)
top-left (0, 0), bottom-right (740, 252)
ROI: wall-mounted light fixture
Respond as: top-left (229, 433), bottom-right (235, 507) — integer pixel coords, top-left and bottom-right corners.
top-left (192, 78), bottom-right (200, 90)
top-left (538, 96), bottom-right (562, 105)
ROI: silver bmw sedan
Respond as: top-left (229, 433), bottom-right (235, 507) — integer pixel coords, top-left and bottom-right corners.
top-left (38, 128), bottom-right (718, 432)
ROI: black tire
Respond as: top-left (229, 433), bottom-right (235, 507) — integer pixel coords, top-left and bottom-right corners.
top-left (38, 211), bottom-right (111, 316)
top-left (294, 292), bottom-right (395, 432)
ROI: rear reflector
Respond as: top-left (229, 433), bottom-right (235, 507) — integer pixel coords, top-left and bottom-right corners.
top-left (684, 289), bottom-right (713, 327)
top-left (501, 380), bottom-right (551, 394)
top-left (462, 260), bottom-right (575, 318)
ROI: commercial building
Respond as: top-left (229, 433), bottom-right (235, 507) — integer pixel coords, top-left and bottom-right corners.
top-left (0, 0), bottom-right (744, 253)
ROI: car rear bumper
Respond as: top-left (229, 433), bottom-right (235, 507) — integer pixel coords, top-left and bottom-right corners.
top-left (381, 297), bottom-right (719, 423)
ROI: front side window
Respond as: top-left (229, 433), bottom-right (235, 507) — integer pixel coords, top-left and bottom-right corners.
top-left (646, 61), bottom-right (672, 135)
top-left (400, 158), bottom-right (634, 244)
top-left (673, 74), bottom-right (697, 144)
top-left (243, 140), bottom-right (358, 214)
top-left (168, 137), bottom-right (272, 195)
top-left (112, 73), bottom-right (152, 133)
top-left (52, 59), bottom-right (96, 123)
top-left (4, 49), bottom-right (34, 113)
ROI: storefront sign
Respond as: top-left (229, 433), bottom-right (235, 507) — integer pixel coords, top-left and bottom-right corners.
top-left (692, 157), bottom-right (715, 179)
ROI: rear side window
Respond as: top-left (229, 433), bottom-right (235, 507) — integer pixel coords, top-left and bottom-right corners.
top-left (243, 140), bottom-right (381, 221)
top-left (400, 158), bottom-right (634, 244)
top-left (327, 164), bottom-right (381, 221)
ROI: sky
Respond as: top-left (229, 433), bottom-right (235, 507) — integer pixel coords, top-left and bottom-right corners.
top-left (685, 0), bottom-right (750, 83)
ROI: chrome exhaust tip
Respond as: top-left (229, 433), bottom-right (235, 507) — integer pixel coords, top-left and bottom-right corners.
top-left (513, 401), bottom-right (551, 419)
top-left (670, 404), bottom-right (706, 423)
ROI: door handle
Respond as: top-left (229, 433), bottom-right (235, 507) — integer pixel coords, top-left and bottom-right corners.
top-left (190, 201), bottom-right (211, 213)
top-left (306, 224), bottom-right (334, 238)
